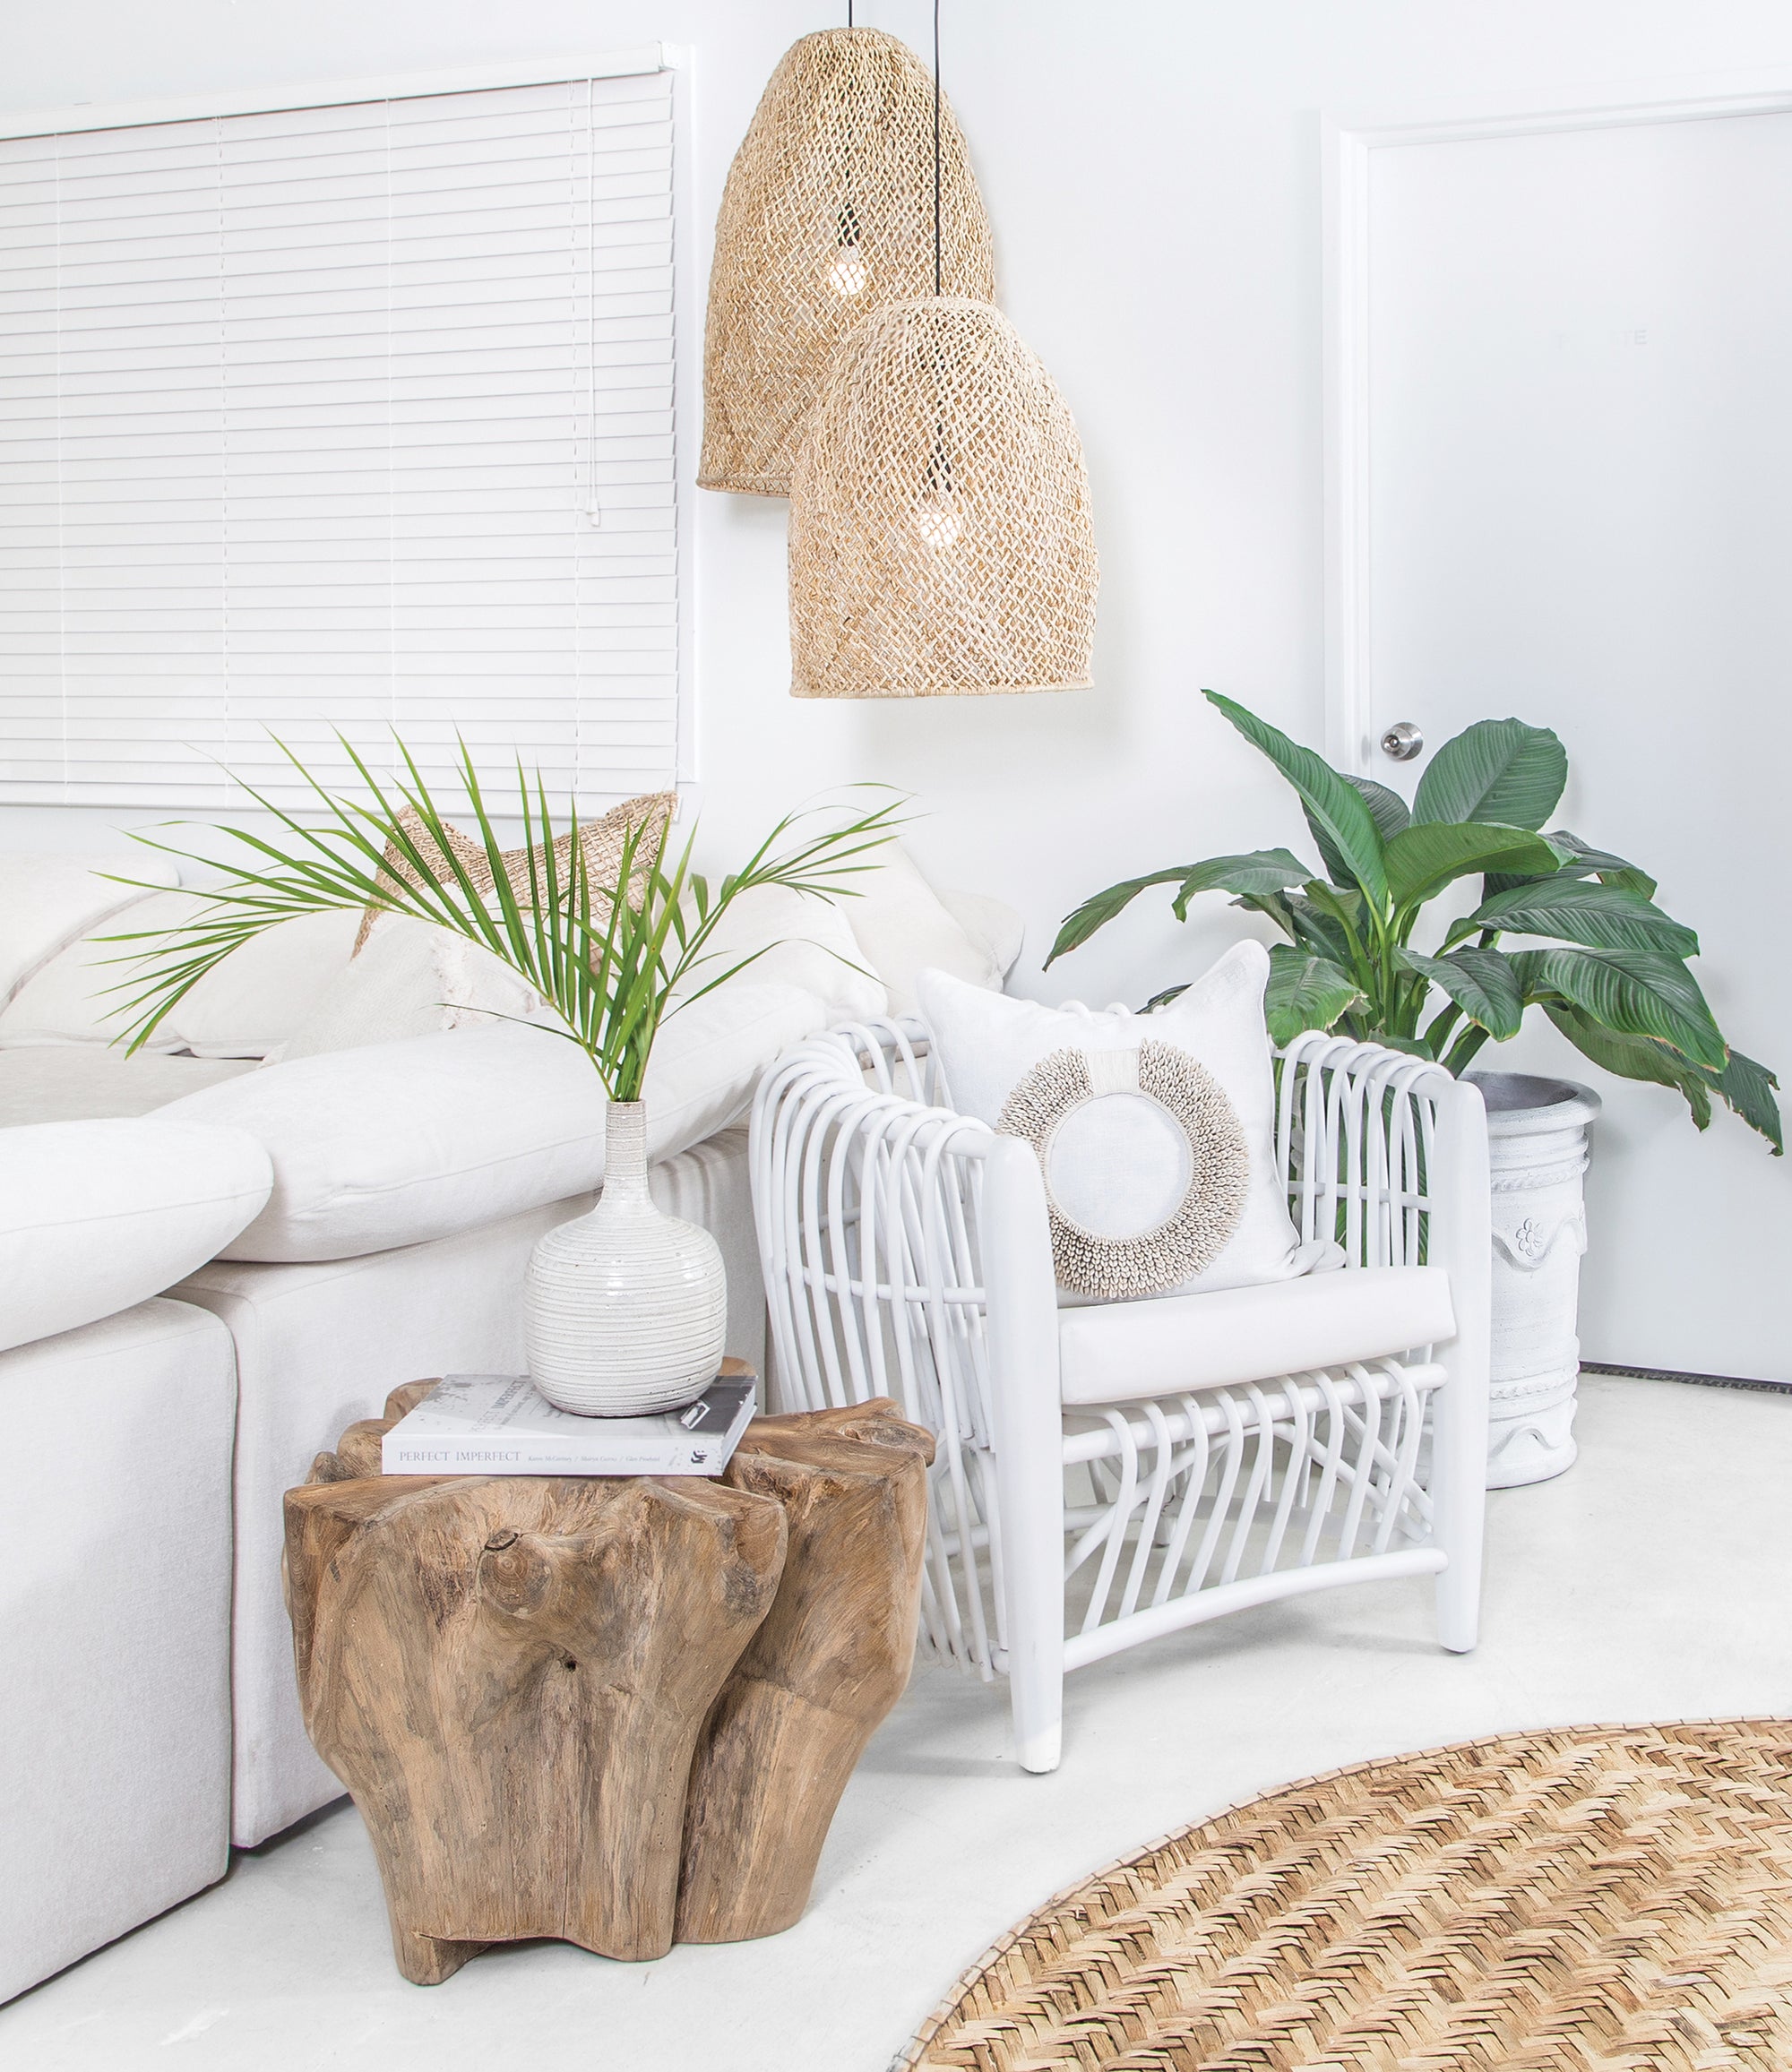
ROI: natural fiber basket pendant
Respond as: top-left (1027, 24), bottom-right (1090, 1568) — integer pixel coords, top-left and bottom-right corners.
top-left (700, 28), bottom-right (995, 499)
top-left (788, 296), bottom-right (1098, 698)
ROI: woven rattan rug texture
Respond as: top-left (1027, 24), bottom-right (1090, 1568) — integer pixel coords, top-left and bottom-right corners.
top-left (900, 1722), bottom-right (1792, 2071)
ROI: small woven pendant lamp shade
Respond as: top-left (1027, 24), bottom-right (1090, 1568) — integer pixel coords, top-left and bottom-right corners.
top-left (788, 296), bottom-right (1098, 697)
top-left (699, 28), bottom-right (995, 498)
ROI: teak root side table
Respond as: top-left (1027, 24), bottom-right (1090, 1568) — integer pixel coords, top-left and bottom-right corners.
top-left (282, 1372), bottom-right (935, 1982)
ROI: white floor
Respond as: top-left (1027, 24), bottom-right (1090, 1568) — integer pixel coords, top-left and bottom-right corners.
top-left (7, 1373), bottom-right (1790, 2072)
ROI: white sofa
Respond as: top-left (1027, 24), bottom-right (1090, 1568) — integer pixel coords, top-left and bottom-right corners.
top-left (0, 844), bottom-right (1021, 2000)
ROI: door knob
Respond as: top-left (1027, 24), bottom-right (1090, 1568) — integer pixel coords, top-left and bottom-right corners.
top-left (1380, 721), bottom-right (1424, 762)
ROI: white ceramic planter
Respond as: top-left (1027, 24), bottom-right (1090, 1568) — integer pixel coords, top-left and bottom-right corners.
top-left (1464, 1070), bottom-right (1601, 1489)
top-left (524, 1098), bottom-right (728, 1416)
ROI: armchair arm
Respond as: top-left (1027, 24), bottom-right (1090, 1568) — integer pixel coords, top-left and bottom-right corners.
top-left (750, 1018), bottom-right (1021, 1679)
top-left (1275, 1030), bottom-right (1481, 1272)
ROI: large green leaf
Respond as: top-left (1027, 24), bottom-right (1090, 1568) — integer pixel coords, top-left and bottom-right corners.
top-left (1466, 877), bottom-right (1699, 958)
top-left (1303, 776), bottom-right (1412, 890)
top-left (1047, 852), bottom-right (1314, 966)
top-left (1543, 1002), bottom-right (1712, 1126)
top-left (1046, 869), bottom-right (1188, 966)
top-left (1399, 946), bottom-right (1525, 1040)
top-left (1547, 830), bottom-right (1658, 900)
top-left (1383, 822), bottom-right (1566, 911)
top-left (1701, 1049), bottom-right (1784, 1154)
top-left (1346, 775), bottom-right (1412, 840)
top-left (1514, 946), bottom-right (1727, 1070)
top-left (1262, 943), bottom-right (1365, 1045)
top-left (1487, 830), bottom-right (1658, 901)
top-left (1412, 718), bottom-right (1567, 830)
top-left (1545, 1009), bottom-right (1783, 1152)
top-left (1168, 848), bottom-right (1314, 920)
top-left (1236, 888), bottom-right (1358, 969)
top-left (1205, 690), bottom-right (1389, 906)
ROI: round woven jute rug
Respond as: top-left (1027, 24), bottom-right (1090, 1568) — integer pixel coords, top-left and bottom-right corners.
top-left (900, 1721), bottom-right (1792, 2071)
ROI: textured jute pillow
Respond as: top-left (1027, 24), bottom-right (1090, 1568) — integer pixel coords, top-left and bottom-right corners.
top-left (352, 791), bottom-right (676, 954)
top-left (918, 941), bottom-right (1337, 1303)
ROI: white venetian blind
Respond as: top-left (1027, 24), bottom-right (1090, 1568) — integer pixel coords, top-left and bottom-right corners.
top-left (0, 64), bottom-right (682, 809)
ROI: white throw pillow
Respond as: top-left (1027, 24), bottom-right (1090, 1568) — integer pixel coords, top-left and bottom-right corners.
top-left (276, 914), bottom-right (546, 1062)
top-left (0, 853), bottom-right (181, 1010)
top-left (674, 883), bottom-right (887, 1024)
top-left (0, 887), bottom-right (198, 1053)
top-left (846, 847), bottom-right (1006, 1012)
top-left (646, 979), bottom-right (831, 1156)
top-left (918, 941), bottom-right (1335, 1303)
top-left (938, 888), bottom-right (1025, 983)
top-left (159, 982), bottom-right (829, 1263)
top-left (165, 909), bottom-right (362, 1058)
top-left (0, 1118), bottom-right (272, 1353)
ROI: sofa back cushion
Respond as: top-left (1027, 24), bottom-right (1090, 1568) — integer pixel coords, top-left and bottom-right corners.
top-left (0, 1118), bottom-right (272, 1353)
top-left (158, 983), bottom-right (828, 1261)
top-left (842, 847), bottom-right (1012, 1013)
top-left (277, 913), bottom-right (543, 1062)
top-left (0, 890), bottom-right (358, 1060)
top-left (0, 854), bottom-right (180, 1012)
top-left (669, 882), bottom-right (888, 1024)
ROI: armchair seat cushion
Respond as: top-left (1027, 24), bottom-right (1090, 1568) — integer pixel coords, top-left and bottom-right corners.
top-left (1057, 1263), bottom-right (1456, 1406)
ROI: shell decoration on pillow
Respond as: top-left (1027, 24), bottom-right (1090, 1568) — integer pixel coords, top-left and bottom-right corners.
top-left (996, 1040), bottom-right (1250, 1299)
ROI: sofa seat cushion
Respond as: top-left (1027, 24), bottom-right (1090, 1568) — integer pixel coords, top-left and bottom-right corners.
top-left (0, 1119), bottom-right (274, 1353)
top-left (0, 1047), bottom-right (255, 1126)
top-left (1056, 1264), bottom-right (1456, 1406)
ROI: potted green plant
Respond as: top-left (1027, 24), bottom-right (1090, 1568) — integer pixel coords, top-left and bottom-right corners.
top-left (108, 737), bottom-right (904, 1416)
top-left (1049, 690), bottom-right (1780, 1484)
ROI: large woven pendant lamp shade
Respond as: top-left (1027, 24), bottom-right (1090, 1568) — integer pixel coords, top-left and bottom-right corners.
top-left (788, 297), bottom-right (1098, 698)
top-left (699, 28), bottom-right (995, 498)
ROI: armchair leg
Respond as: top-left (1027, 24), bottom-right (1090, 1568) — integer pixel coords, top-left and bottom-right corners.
top-left (1009, 1653), bottom-right (1063, 1775)
top-left (1434, 1558), bottom-right (1479, 1655)
top-left (1429, 1354), bottom-right (1488, 1655)
top-left (983, 1139), bottom-right (1068, 1775)
top-left (997, 1416), bottom-right (1067, 1775)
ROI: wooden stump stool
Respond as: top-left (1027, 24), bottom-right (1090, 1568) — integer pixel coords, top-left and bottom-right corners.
top-left (283, 1385), bottom-right (933, 1982)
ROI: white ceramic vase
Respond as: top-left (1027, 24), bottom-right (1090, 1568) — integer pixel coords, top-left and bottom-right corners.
top-left (524, 1097), bottom-right (727, 1416)
top-left (1465, 1070), bottom-right (1601, 1489)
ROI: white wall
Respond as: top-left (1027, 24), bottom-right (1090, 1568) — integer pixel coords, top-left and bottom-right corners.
top-left (5, 1), bottom-right (1791, 1365)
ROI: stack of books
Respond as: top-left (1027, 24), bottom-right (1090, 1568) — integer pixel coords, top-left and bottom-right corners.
top-left (381, 1368), bottom-right (757, 1478)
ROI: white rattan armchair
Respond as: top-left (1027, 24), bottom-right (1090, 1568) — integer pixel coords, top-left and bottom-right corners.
top-left (750, 1018), bottom-right (1491, 1774)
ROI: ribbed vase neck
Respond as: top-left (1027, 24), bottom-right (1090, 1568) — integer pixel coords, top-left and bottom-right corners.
top-left (603, 1099), bottom-right (650, 1207)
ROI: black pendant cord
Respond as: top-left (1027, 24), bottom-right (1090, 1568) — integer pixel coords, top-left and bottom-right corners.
top-left (932, 0), bottom-right (943, 296)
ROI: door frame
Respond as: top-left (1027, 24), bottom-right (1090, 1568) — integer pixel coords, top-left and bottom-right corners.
top-left (1321, 71), bottom-right (1792, 772)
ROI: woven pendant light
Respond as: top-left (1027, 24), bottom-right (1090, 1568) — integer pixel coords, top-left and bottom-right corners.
top-left (788, 296), bottom-right (1098, 697)
top-left (699, 27), bottom-right (995, 498)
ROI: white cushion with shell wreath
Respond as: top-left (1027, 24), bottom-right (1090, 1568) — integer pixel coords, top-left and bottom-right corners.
top-left (917, 941), bottom-right (1340, 1304)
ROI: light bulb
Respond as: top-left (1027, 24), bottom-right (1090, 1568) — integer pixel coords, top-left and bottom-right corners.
top-left (827, 245), bottom-right (869, 298)
top-left (912, 488), bottom-right (962, 551)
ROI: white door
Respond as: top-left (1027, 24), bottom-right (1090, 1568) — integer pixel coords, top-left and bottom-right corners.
top-left (1354, 109), bottom-right (1792, 1380)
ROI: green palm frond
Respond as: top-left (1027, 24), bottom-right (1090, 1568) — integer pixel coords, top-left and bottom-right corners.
top-left (101, 734), bottom-right (909, 1101)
